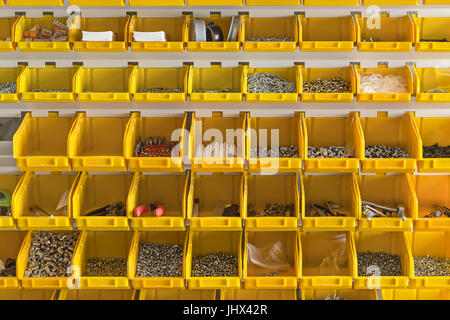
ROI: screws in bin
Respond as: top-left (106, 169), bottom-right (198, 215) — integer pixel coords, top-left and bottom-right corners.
top-left (365, 145), bottom-right (409, 158)
top-left (138, 88), bottom-right (183, 93)
top-left (85, 202), bottom-right (126, 217)
top-left (192, 252), bottom-right (238, 277)
top-left (135, 136), bottom-right (179, 158)
top-left (414, 255), bottom-right (450, 277)
top-left (361, 200), bottom-right (406, 221)
top-left (247, 36), bottom-right (294, 42)
top-left (248, 203), bottom-right (294, 217)
top-left (0, 81), bottom-right (16, 94)
top-left (250, 145), bottom-right (298, 158)
top-left (420, 38), bottom-right (448, 42)
top-left (424, 205), bottom-right (449, 218)
top-left (247, 72), bottom-right (295, 94)
top-left (85, 257), bottom-right (127, 277)
top-left (302, 77), bottom-right (351, 93)
top-left (357, 251), bottom-right (403, 277)
top-left (423, 143), bottom-right (450, 158)
top-left (309, 202), bottom-right (346, 217)
top-left (0, 258), bottom-right (16, 277)
top-left (307, 146), bottom-right (353, 159)
top-left (136, 242), bottom-right (183, 278)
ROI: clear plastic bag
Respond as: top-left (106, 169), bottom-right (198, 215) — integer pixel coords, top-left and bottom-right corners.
top-left (247, 241), bottom-right (291, 272)
top-left (319, 233), bottom-right (347, 276)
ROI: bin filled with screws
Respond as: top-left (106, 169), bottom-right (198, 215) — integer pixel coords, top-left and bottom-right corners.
top-left (245, 67), bottom-right (298, 102)
top-left (192, 252), bottom-right (238, 277)
top-left (0, 258), bottom-right (16, 277)
top-left (357, 251), bottom-right (403, 277)
top-left (84, 257), bottom-right (127, 277)
top-left (414, 255), bottom-right (450, 277)
top-left (309, 202), bottom-right (346, 217)
top-left (250, 146), bottom-right (298, 158)
top-left (0, 81), bottom-right (16, 94)
top-left (365, 145), bottom-right (410, 158)
top-left (308, 146), bottom-right (353, 158)
top-left (423, 143), bottom-right (450, 158)
top-left (303, 78), bottom-right (350, 94)
top-left (247, 203), bottom-right (295, 217)
top-left (247, 72), bottom-right (295, 94)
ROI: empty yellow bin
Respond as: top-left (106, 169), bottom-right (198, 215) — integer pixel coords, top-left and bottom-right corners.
top-left (301, 289), bottom-right (378, 300)
top-left (414, 67), bottom-right (450, 103)
top-left (0, 16), bottom-right (19, 52)
top-left (9, 0), bottom-right (64, 4)
top-left (0, 231), bottom-right (26, 288)
top-left (187, 173), bottom-right (244, 230)
top-left (301, 174), bottom-right (359, 231)
top-left (247, 114), bottom-right (301, 173)
top-left (242, 15), bottom-right (298, 52)
top-left (190, 112), bottom-right (245, 172)
top-left (70, 16), bottom-right (130, 52)
top-left (301, 113), bottom-right (363, 173)
top-left (413, 16), bottom-right (450, 52)
top-left (129, 231), bottom-right (187, 288)
top-left (139, 289), bottom-right (216, 300)
top-left (221, 289), bottom-right (297, 300)
top-left (305, 0), bottom-right (358, 4)
top-left (69, 0), bottom-right (125, 5)
top-left (15, 14), bottom-right (71, 52)
top-left (59, 289), bottom-right (134, 300)
top-left (360, 112), bottom-right (420, 173)
top-left (128, 15), bottom-right (186, 52)
top-left (0, 289), bottom-right (57, 300)
top-left (0, 174), bottom-right (22, 230)
top-left (186, 230), bottom-right (242, 289)
top-left (413, 175), bottom-right (450, 231)
top-left (299, 16), bottom-right (356, 52)
top-left (246, 0), bottom-right (300, 4)
top-left (68, 113), bottom-right (128, 171)
top-left (130, 67), bottom-right (188, 103)
top-left (352, 231), bottom-right (412, 289)
top-left (72, 172), bottom-right (132, 230)
top-left (381, 289), bottom-right (450, 300)
top-left (128, 172), bottom-right (188, 230)
top-left (362, 0), bottom-right (418, 5)
top-left (299, 231), bottom-right (355, 289)
top-left (355, 14), bottom-right (413, 52)
top-left (0, 66), bottom-right (26, 103)
top-left (245, 174), bottom-right (300, 230)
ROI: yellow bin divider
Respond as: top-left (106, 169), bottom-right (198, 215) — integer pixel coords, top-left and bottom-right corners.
top-left (304, 0), bottom-right (358, 4)
top-left (70, 15), bottom-right (131, 52)
top-left (138, 289), bottom-right (216, 300)
top-left (243, 231), bottom-right (299, 289)
top-left (73, 231), bottom-right (133, 289)
top-left (362, 0), bottom-right (418, 5)
top-left (0, 174), bottom-right (23, 230)
top-left (130, 66), bottom-right (188, 103)
top-left (0, 289), bottom-right (58, 300)
top-left (355, 14), bottom-right (414, 52)
top-left (190, 112), bottom-right (245, 172)
top-left (301, 289), bottom-right (378, 300)
top-left (414, 67), bottom-right (450, 103)
top-left (413, 15), bottom-right (450, 52)
top-left (13, 112), bottom-right (74, 171)
top-left (69, 0), bottom-right (125, 5)
top-left (68, 113), bottom-right (129, 171)
top-left (408, 231), bottom-right (450, 288)
top-left (128, 230), bottom-right (187, 289)
top-left (241, 15), bottom-right (298, 52)
top-left (127, 172), bottom-right (188, 230)
top-left (360, 112), bottom-right (420, 173)
top-left (12, 172), bottom-right (79, 230)
top-left (414, 115), bottom-right (450, 173)
top-left (243, 65), bottom-right (300, 103)
top-left (247, 114), bottom-right (302, 173)
top-left (413, 175), bottom-right (450, 231)
top-left (0, 16), bottom-right (19, 52)
top-left (246, 0), bottom-right (300, 4)
top-left (186, 230), bottom-right (242, 289)
top-left (128, 15), bottom-right (187, 52)
top-left (0, 65), bottom-right (26, 103)
top-left (244, 173), bottom-right (300, 231)
top-left (0, 231), bottom-right (26, 288)
top-left (221, 289), bottom-right (297, 300)
top-left (299, 231), bottom-right (355, 289)
top-left (186, 0), bottom-right (243, 7)
top-left (8, 0), bottom-right (64, 4)
top-left (187, 173), bottom-right (244, 230)
top-left (301, 113), bottom-right (363, 173)
top-left (17, 230), bottom-right (82, 289)
top-left (301, 174), bottom-right (359, 231)
top-left (381, 289), bottom-right (450, 300)
top-left (59, 289), bottom-right (134, 300)
top-left (72, 172), bottom-right (132, 230)
top-left (299, 15), bottom-right (356, 52)
top-left (357, 174), bottom-right (417, 231)
top-left (15, 14), bottom-right (71, 52)
top-left (352, 231), bottom-right (413, 289)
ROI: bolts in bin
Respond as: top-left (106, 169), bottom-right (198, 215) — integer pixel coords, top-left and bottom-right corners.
top-left (134, 203), bottom-right (165, 217)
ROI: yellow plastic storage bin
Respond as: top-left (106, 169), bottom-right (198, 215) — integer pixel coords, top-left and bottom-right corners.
top-left (242, 15), bottom-right (298, 52)
top-left (70, 16), bottom-right (130, 52)
top-left (413, 16), bottom-right (450, 52)
top-left (362, 0), bottom-right (418, 5)
top-left (301, 289), bottom-right (378, 300)
top-left (13, 113), bottom-right (74, 172)
top-left (357, 174), bottom-right (416, 231)
top-left (301, 113), bottom-right (363, 173)
top-left (0, 231), bottom-right (25, 288)
top-left (186, 230), bottom-right (242, 289)
top-left (0, 66), bottom-right (26, 103)
top-left (413, 175), bottom-right (450, 231)
top-left (68, 113), bottom-right (128, 171)
top-left (190, 112), bottom-right (245, 172)
top-left (59, 289), bottom-right (134, 300)
top-left (187, 173), bottom-right (244, 230)
top-left (246, 0), bottom-right (300, 4)
top-left (75, 66), bottom-right (134, 103)
top-left (0, 16), bottom-right (19, 51)
top-left (69, 0), bottom-right (125, 5)
top-left (128, 172), bottom-right (188, 230)
top-left (244, 174), bottom-right (300, 230)
top-left (247, 115), bottom-right (301, 173)
top-left (299, 231), bottom-right (355, 289)
top-left (188, 65), bottom-right (243, 102)
top-left (355, 14), bottom-right (413, 52)
top-left (243, 66), bottom-right (300, 103)
top-left (243, 231), bottom-right (299, 289)
top-left (15, 15), bottom-right (71, 52)
top-left (409, 231), bottom-right (450, 288)
top-left (415, 116), bottom-right (450, 172)
top-left (17, 231), bottom-right (82, 289)
top-left (423, 0), bottom-right (450, 3)
top-left (221, 289), bottom-right (297, 300)
top-left (352, 231), bottom-right (412, 289)
top-left (186, 14), bottom-right (241, 52)
top-left (355, 65), bottom-right (413, 103)
top-left (72, 173), bottom-right (132, 231)
top-left (139, 289), bottom-right (216, 300)
top-left (299, 16), bottom-right (356, 52)
top-left (131, 67), bottom-right (188, 103)
top-left (128, 15), bottom-right (186, 52)
top-left (304, 0), bottom-right (358, 4)
top-left (187, 0), bottom-right (243, 7)
top-left (129, 231), bottom-right (187, 288)
top-left (124, 113), bottom-right (187, 171)
top-left (301, 174), bottom-right (359, 231)
top-left (360, 112), bottom-right (420, 173)
top-left (8, 0), bottom-right (64, 4)
top-left (381, 289), bottom-right (450, 300)
top-left (0, 174), bottom-right (22, 230)
top-left (12, 172), bottom-right (78, 230)
top-left (414, 67), bottom-right (450, 103)
top-left (0, 289), bottom-right (57, 300)
top-left (130, 0), bottom-right (185, 5)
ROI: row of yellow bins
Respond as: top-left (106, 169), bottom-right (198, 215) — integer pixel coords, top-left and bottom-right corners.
top-left (0, 230), bottom-right (449, 291)
top-left (11, 111), bottom-right (450, 173)
top-left (0, 171), bottom-right (448, 231)
top-left (0, 13), bottom-right (450, 52)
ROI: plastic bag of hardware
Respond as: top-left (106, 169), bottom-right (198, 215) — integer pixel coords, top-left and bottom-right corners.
top-left (247, 241), bottom-right (291, 273)
top-left (319, 233), bottom-right (347, 276)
